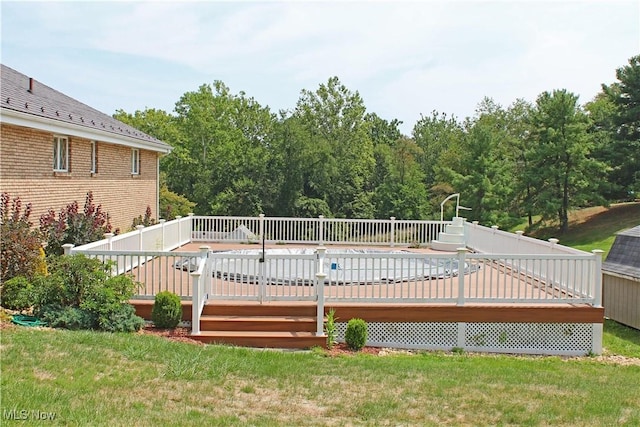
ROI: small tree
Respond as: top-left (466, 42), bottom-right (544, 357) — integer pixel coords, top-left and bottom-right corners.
top-left (40, 192), bottom-right (112, 255)
top-left (0, 192), bottom-right (44, 282)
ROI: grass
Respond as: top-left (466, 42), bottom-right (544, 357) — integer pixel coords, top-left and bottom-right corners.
top-left (1, 323), bottom-right (639, 426)
top-left (510, 202), bottom-right (640, 257)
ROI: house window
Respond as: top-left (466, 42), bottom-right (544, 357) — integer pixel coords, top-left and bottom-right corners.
top-left (131, 148), bottom-right (140, 175)
top-left (53, 136), bottom-right (68, 172)
top-left (90, 141), bottom-right (97, 173)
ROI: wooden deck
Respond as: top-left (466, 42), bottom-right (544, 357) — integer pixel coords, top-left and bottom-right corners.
top-left (129, 242), bottom-right (603, 349)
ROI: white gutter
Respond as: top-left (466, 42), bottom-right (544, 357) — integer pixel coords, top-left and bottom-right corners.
top-left (0, 108), bottom-right (172, 154)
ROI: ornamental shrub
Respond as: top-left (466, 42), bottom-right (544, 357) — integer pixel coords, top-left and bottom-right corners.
top-left (39, 191), bottom-right (113, 256)
top-left (33, 254), bottom-right (143, 332)
top-left (130, 205), bottom-right (157, 230)
top-left (345, 318), bottom-right (368, 351)
top-left (0, 192), bottom-right (44, 282)
top-left (151, 291), bottom-right (182, 329)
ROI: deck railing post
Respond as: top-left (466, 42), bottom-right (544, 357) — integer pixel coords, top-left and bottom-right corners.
top-left (491, 225), bottom-right (499, 254)
top-left (136, 225), bottom-right (145, 251)
top-left (188, 213), bottom-right (194, 241)
top-left (592, 249), bottom-right (603, 307)
top-left (62, 243), bottom-right (74, 255)
top-left (159, 219), bottom-right (166, 250)
top-left (105, 232), bottom-right (114, 251)
top-left (316, 246), bottom-right (327, 336)
top-left (515, 230), bottom-right (523, 254)
top-left (259, 213), bottom-right (265, 244)
top-left (318, 215), bottom-right (325, 245)
top-left (175, 216), bottom-right (182, 245)
top-left (457, 248), bottom-right (467, 306)
top-left (191, 272), bottom-right (201, 335)
top-left (191, 246), bottom-right (210, 336)
top-left (390, 217), bottom-right (396, 247)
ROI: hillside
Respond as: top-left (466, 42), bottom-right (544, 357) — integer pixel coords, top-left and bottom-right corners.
top-left (527, 202), bottom-right (640, 257)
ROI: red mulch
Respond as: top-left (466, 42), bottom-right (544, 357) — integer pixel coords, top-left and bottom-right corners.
top-left (138, 325), bottom-right (204, 345)
top-left (139, 326), bottom-right (384, 355)
top-left (323, 342), bottom-right (383, 356)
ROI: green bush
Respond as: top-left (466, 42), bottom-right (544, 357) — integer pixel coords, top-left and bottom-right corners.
top-left (33, 254), bottom-right (144, 332)
top-left (345, 318), bottom-right (368, 351)
top-left (0, 276), bottom-right (36, 311)
top-left (39, 305), bottom-right (96, 330)
top-left (160, 184), bottom-right (195, 220)
top-left (151, 291), bottom-right (182, 329)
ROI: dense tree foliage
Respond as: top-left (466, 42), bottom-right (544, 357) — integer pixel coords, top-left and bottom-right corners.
top-left (114, 56), bottom-right (639, 233)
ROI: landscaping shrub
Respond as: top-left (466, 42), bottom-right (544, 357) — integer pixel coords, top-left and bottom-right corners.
top-left (0, 276), bottom-right (36, 311)
top-left (33, 254), bottom-right (143, 332)
top-left (0, 192), bottom-right (44, 282)
top-left (131, 205), bottom-right (157, 230)
top-left (39, 191), bottom-right (113, 256)
top-left (151, 291), bottom-right (182, 329)
top-left (345, 318), bottom-right (368, 351)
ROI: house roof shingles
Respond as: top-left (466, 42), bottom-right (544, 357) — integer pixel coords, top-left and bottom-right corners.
top-left (0, 64), bottom-right (171, 153)
top-left (603, 225), bottom-right (640, 279)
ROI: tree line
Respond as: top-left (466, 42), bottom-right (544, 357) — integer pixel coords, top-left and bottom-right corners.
top-left (114, 55), bottom-right (639, 233)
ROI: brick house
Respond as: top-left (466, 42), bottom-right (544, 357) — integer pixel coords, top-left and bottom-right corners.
top-left (0, 64), bottom-right (172, 232)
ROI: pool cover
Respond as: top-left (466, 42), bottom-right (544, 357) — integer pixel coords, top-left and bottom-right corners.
top-left (201, 248), bottom-right (477, 286)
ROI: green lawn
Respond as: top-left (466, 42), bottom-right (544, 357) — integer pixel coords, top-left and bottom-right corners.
top-left (1, 322), bottom-right (639, 426)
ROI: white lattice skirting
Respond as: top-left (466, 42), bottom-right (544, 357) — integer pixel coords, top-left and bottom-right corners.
top-left (335, 322), bottom-right (599, 356)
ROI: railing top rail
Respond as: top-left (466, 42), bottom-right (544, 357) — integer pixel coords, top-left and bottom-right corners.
top-left (466, 253), bottom-right (595, 260)
top-left (72, 250), bottom-right (203, 257)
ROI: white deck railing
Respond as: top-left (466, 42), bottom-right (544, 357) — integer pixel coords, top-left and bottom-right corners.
top-left (68, 214), bottom-right (603, 336)
top-left (191, 215), bottom-right (447, 246)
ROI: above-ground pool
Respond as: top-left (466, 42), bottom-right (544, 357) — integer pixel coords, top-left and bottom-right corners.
top-left (178, 248), bottom-right (478, 286)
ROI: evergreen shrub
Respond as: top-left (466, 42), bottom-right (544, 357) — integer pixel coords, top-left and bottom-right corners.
top-left (345, 318), bottom-right (368, 351)
top-left (151, 291), bottom-right (182, 329)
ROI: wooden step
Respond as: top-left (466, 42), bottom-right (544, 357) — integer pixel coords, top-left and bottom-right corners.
top-left (190, 331), bottom-right (327, 349)
top-left (202, 302), bottom-right (317, 317)
top-left (200, 315), bottom-right (317, 332)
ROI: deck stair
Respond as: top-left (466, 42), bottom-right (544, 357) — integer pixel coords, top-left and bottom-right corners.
top-left (190, 302), bottom-right (327, 349)
top-left (431, 216), bottom-right (466, 252)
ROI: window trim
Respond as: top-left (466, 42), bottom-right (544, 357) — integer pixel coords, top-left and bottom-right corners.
top-left (131, 148), bottom-right (140, 175)
top-left (90, 140), bottom-right (97, 173)
top-left (53, 135), bottom-right (69, 172)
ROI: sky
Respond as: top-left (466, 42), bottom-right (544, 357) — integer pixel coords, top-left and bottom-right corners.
top-left (1, 1), bottom-right (639, 135)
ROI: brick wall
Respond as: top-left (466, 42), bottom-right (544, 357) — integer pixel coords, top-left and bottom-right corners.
top-left (0, 123), bottom-right (159, 232)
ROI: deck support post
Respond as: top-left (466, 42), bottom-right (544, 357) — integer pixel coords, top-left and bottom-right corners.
top-left (457, 322), bottom-right (466, 349)
top-left (592, 323), bottom-right (603, 355)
